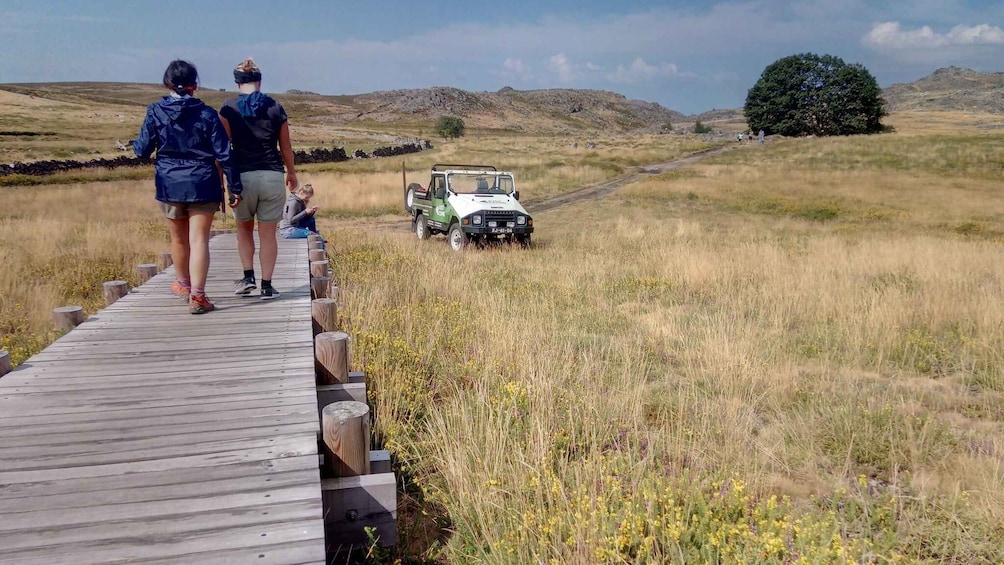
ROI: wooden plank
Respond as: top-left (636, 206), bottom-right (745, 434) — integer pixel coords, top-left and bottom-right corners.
top-left (0, 395), bottom-right (317, 428)
top-left (0, 387), bottom-right (318, 418)
top-left (0, 432), bottom-right (318, 472)
top-left (0, 518), bottom-right (325, 565)
top-left (0, 456), bottom-right (319, 500)
top-left (0, 404), bottom-right (317, 443)
top-left (0, 421), bottom-right (320, 461)
top-left (0, 443), bottom-right (317, 485)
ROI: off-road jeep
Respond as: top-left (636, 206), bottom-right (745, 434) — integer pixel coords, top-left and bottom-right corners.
top-left (403, 163), bottom-right (533, 251)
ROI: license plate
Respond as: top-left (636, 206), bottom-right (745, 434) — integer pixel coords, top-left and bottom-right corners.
top-left (490, 227), bottom-right (513, 234)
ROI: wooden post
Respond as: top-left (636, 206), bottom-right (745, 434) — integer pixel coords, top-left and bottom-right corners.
top-left (53, 306), bottom-right (84, 332)
top-left (327, 269), bottom-right (339, 302)
top-left (308, 233), bottom-right (322, 246)
top-left (310, 260), bottom-right (329, 279)
top-left (315, 331), bottom-right (350, 384)
top-left (158, 251), bottom-right (173, 270)
top-left (312, 298), bottom-right (339, 336)
top-left (308, 238), bottom-right (324, 251)
top-left (309, 248), bottom-right (327, 262)
top-left (321, 401), bottom-right (370, 477)
top-left (102, 280), bottom-right (129, 306)
top-left (0, 350), bottom-right (11, 378)
top-left (311, 276), bottom-right (330, 299)
top-left (136, 263), bottom-right (158, 284)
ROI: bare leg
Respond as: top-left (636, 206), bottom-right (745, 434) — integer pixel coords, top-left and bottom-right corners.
top-left (188, 211), bottom-right (214, 290)
top-left (236, 219), bottom-right (256, 272)
top-left (167, 217), bottom-right (190, 281)
top-left (258, 221), bottom-right (278, 281)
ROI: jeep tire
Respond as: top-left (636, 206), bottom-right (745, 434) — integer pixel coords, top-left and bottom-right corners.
top-left (448, 223), bottom-right (468, 251)
top-left (415, 214), bottom-right (431, 240)
top-left (404, 182), bottom-right (422, 213)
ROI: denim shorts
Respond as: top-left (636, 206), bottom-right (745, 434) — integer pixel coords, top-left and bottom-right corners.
top-left (233, 170), bottom-right (286, 223)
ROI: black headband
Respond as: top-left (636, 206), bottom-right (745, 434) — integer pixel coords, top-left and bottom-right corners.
top-left (234, 70), bottom-right (262, 84)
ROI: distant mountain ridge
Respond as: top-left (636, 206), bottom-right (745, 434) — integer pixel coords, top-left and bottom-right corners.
top-left (0, 82), bottom-right (683, 134)
top-left (1, 68), bottom-right (999, 139)
top-left (348, 86), bottom-right (684, 132)
top-left (882, 66), bottom-right (1004, 113)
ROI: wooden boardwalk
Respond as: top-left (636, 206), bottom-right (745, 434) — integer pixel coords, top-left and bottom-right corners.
top-left (0, 234), bottom-right (326, 564)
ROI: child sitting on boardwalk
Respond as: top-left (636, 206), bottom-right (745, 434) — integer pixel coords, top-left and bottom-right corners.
top-left (279, 184), bottom-right (319, 239)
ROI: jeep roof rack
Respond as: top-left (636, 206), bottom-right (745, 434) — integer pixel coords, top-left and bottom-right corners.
top-left (432, 163), bottom-right (497, 172)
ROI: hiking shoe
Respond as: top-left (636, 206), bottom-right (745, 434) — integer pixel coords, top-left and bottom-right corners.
top-left (233, 277), bottom-right (257, 296)
top-left (171, 281), bottom-right (190, 300)
top-left (189, 294), bottom-right (216, 314)
top-left (260, 286), bottom-right (281, 300)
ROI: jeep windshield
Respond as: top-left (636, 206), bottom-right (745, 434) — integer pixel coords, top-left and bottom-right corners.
top-left (447, 173), bottom-right (515, 195)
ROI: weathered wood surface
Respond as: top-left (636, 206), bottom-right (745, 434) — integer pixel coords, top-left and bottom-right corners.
top-left (0, 233), bottom-right (325, 564)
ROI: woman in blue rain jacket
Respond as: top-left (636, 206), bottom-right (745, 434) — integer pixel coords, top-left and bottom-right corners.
top-left (134, 60), bottom-right (243, 314)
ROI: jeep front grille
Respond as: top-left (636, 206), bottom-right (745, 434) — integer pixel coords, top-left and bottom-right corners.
top-left (485, 211), bottom-right (516, 222)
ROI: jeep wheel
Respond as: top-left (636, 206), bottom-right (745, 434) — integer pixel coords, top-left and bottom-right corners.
top-left (404, 182), bottom-right (421, 213)
top-left (415, 214), bottom-right (431, 240)
top-left (516, 234), bottom-right (532, 248)
top-left (448, 223), bottom-right (468, 251)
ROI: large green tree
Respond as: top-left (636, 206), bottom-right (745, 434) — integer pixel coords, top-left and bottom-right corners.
top-left (435, 115), bottom-right (466, 139)
top-left (744, 53), bottom-right (886, 137)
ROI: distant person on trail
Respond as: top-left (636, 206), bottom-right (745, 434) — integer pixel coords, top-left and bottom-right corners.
top-left (133, 59), bottom-right (243, 315)
top-left (737, 132), bottom-right (743, 142)
top-left (758, 129), bottom-right (765, 144)
top-left (219, 58), bottom-right (298, 300)
top-left (279, 183), bottom-right (321, 239)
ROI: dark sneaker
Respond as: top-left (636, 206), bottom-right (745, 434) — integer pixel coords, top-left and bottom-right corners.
top-left (260, 287), bottom-right (281, 300)
top-left (233, 277), bottom-right (257, 296)
top-left (171, 280), bottom-right (190, 301)
top-left (189, 294), bottom-right (216, 314)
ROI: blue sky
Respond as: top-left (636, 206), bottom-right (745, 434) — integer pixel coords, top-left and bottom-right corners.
top-left (1, 0), bottom-right (1002, 115)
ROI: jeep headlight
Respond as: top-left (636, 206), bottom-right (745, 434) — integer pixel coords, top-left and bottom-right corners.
top-left (473, 215), bottom-right (482, 225)
top-left (517, 215), bottom-right (526, 225)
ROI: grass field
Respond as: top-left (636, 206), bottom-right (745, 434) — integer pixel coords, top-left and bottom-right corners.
top-left (1, 110), bottom-right (1002, 563)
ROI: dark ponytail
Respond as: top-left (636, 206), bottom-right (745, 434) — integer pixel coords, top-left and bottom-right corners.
top-left (162, 60), bottom-right (198, 95)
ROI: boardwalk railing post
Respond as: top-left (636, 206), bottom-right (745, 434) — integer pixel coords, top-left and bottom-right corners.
top-left (326, 269), bottom-right (338, 302)
top-left (158, 251), bottom-right (173, 270)
top-left (321, 401), bottom-right (370, 477)
top-left (0, 350), bottom-right (11, 378)
top-left (103, 280), bottom-right (130, 306)
top-left (310, 260), bottom-right (329, 279)
top-left (53, 306), bottom-right (84, 332)
top-left (312, 298), bottom-right (339, 336)
top-left (136, 263), bottom-right (158, 284)
top-left (311, 276), bottom-right (330, 299)
top-left (309, 249), bottom-right (327, 263)
top-left (315, 331), bottom-right (349, 384)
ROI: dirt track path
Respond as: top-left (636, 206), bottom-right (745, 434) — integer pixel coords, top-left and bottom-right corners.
top-left (526, 144), bottom-right (734, 214)
top-left (342, 144), bottom-right (736, 234)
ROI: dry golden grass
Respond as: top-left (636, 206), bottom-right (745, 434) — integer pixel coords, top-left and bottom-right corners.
top-left (319, 113), bottom-right (1004, 562)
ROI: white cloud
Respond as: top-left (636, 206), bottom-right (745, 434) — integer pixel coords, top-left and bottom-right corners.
top-left (501, 58), bottom-right (532, 81)
top-left (863, 21), bottom-right (1004, 50)
top-left (607, 57), bottom-right (688, 84)
top-left (547, 53), bottom-right (576, 83)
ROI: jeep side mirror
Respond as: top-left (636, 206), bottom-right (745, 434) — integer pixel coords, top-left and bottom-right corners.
top-left (513, 190), bottom-right (520, 200)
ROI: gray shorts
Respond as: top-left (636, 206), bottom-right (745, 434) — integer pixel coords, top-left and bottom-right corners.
top-left (233, 170), bottom-right (286, 223)
top-left (160, 201), bottom-right (222, 220)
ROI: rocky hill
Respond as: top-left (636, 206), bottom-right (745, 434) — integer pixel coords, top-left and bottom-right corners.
top-left (348, 86), bottom-right (683, 132)
top-left (0, 82), bottom-right (683, 135)
top-left (881, 67), bottom-right (1004, 113)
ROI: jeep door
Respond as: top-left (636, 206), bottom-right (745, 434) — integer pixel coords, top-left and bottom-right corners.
top-left (426, 173), bottom-right (452, 230)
